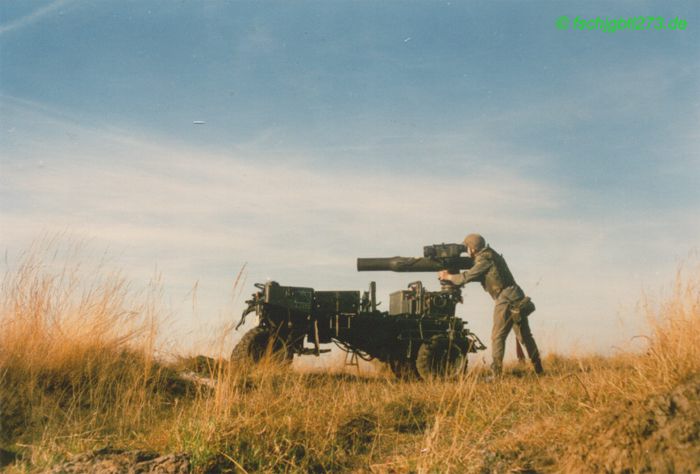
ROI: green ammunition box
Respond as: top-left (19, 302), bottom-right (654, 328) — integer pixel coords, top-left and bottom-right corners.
top-left (264, 283), bottom-right (314, 312)
top-left (314, 291), bottom-right (360, 314)
top-left (389, 290), bottom-right (416, 316)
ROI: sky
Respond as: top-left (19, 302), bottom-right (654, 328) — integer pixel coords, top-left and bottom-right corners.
top-left (1, 1), bottom-right (699, 361)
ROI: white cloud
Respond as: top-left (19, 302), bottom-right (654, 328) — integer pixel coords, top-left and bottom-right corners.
top-left (1, 98), bottom-right (697, 357)
top-left (0, 0), bottom-right (77, 36)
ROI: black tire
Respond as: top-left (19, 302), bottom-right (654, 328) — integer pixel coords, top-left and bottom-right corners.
top-left (231, 326), bottom-right (291, 365)
top-left (388, 357), bottom-right (419, 380)
top-left (415, 335), bottom-right (468, 380)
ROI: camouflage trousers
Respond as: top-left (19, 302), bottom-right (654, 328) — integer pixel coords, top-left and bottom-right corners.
top-left (491, 285), bottom-right (541, 374)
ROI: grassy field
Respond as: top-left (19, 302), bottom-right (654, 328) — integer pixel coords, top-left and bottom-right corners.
top-left (1, 251), bottom-right (698, 473)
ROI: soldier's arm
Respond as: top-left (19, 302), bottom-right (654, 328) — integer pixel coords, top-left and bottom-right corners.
top-left (451, 255), bottom-right (491, 286)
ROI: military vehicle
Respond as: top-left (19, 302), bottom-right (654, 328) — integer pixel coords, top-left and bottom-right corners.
top-left (232, 243), bottom-right (486, 379)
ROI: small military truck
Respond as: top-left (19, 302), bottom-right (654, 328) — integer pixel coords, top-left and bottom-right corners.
top-left (232, 243), bottom-right (486, 379)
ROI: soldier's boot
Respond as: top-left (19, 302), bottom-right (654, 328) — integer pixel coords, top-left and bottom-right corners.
top-left (490, 362), bottom-right (503, 377)
top-left (532, 356), bottom-right (544, 375)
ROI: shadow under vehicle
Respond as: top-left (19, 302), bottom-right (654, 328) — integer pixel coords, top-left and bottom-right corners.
top-left (232, 243), bottom-right (487, 380)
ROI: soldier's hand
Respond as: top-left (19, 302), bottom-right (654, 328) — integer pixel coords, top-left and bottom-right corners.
top-left (438, 270), bottom-right (451, 282)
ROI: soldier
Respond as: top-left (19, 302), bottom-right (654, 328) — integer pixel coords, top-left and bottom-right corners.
top-left (438, 234), bottom-right (543, 375)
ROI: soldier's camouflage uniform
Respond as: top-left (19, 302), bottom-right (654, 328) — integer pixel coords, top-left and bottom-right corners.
top-left (452, 246), bottom-right (543, 374)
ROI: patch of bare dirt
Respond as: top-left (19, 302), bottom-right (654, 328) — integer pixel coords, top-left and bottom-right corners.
top-left (566, 375), bottom-right (700, 473)
top-left (41, 448), bottom-right (190, 474)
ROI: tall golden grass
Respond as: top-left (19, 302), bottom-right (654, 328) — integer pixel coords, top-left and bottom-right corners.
top-left (0, 246), bottom-right (167, 467)
top-left (1, 247), bottom-right (698, 473)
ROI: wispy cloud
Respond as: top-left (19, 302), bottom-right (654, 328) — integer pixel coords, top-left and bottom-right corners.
top-left (0, 0), bottom-right (76, 36)
top-left (1, 98), bottom-right (697, 354)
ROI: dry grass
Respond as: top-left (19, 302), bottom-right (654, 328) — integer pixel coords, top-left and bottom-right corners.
top-left (1, 248), bottom-right (698, 473)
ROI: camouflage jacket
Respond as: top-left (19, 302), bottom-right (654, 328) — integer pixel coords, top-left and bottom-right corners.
top-left (452, 246), bottom-right (517, 299)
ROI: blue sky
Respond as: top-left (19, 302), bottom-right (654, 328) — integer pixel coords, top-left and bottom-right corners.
top-left (1, 1), bottom-right (699, 358)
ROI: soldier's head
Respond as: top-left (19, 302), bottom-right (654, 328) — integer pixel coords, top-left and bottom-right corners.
top-left (463, 233), bottom-right (486, 256)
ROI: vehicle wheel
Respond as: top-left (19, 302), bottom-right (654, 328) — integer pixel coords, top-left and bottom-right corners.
top-left (231, 326), bottom-right (291, 365)
top-left (415, 335), bottom-right (468, 380)
top-left (388, 357), bottom-right (419, 380)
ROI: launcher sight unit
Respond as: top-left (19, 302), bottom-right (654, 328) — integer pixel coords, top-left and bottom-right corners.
top-left (232, 243), bottom-right (485, 380)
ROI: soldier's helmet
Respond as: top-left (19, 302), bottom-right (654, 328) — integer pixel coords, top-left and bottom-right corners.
top-left (463, 233), bottom-right (486, 253)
